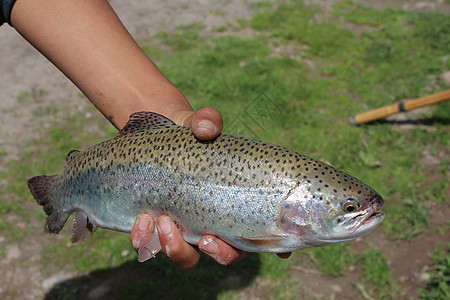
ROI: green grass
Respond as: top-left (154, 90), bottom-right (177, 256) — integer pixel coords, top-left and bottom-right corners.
top-left (271, 281), bottom-right (301, 300)
top-left (212, 25), bottom-right (227, 32)
top-left (210, 9), bottom-right (225, 16)
top-left (4, 122), bottom-right (82, 199)
top-left (362, 248), bottom-right (394, 291)
top-left (306, 243), bottom-right (356, 276)
top-left (2, 1), bottom-right (449, 299)
top-left (43, 229), bottom-right (135, 272)
top-left (0, 106), bottom-right (111, 239)
top-left (383, 192), bottom-right (430, 240)
top-left (0, 246), bottom-right (6, 259)
top-left (419, 245), bottom-right (450, 299)
top-left (258, 252), bottom-right (298, 279)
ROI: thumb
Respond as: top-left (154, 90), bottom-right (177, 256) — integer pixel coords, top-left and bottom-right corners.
top-left (169, 107), bottom-right (223, 140)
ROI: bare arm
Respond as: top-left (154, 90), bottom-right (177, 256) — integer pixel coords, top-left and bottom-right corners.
top-left (11, 0), bottom-right (216, 130)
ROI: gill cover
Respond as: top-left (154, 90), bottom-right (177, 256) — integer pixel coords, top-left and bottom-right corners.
top-left (277, 196), bottom-right (311, 237)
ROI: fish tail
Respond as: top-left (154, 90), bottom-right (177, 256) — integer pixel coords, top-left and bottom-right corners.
top-left (28, 175), bottom-right (69, 234)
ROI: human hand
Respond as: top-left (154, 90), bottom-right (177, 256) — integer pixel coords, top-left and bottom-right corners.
top-left (129, 214), bottom-right (248, 269)
top-left (130, 214), bottom-right (292, 269)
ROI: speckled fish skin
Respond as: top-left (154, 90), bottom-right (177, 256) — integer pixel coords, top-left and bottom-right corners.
top-left (28, 111), bottom-right (384, 254)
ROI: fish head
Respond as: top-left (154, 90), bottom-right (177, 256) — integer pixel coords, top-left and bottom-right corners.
top-left (277, 169), bottom-right (384, 247)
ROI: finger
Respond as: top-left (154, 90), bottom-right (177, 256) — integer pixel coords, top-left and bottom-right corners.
top-left (198, 235), bottom-right (248, 266)
top-left (276, 252), bottom-right (292, 259)
top-left (168, 107), bottom-right (223, 140)
top-left (189, 107), bottom-right (223, 140)
top-left (129, 213), bottom-right (155, 250)
top-left (166, 109), bottom-right (195, 127)
top-left (156, 215), bottom-right (200, 270)
top-left (130, 214), bottom-right (163, 262)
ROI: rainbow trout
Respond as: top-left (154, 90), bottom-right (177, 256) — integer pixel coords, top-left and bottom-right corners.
top-left (28, 112), bottom-right (384, 261)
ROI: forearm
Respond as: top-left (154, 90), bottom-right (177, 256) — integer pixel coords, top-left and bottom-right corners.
top-left (11, 0), bottom-right (191, 129)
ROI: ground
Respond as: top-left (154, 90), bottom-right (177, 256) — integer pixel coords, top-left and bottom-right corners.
top-left (0, 0), bottom-right (449, 299)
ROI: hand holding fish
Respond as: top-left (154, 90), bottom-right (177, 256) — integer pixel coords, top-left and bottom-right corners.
top-left (130, 214), bottom-right (245, 269)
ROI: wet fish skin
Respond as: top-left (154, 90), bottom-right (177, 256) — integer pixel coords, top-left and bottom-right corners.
top-left (28, 111), bottom-right (384, 258)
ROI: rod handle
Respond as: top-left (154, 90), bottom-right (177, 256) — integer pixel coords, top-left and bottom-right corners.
top-left (349, 89), bottom-right (450, 125)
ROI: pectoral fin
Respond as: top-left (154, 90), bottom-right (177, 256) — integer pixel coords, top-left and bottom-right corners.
top-left (234, 235), bottom-right (287, 248)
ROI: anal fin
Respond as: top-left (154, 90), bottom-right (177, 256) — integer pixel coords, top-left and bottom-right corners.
top-left (71, 211), bottom-right (98, 244)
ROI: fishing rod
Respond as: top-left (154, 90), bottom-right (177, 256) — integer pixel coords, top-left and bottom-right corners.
top-left (349, 89), bottom-right (450, 125)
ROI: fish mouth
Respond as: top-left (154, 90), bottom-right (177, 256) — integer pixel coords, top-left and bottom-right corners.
top-left (322, 212), bottom-right (385, 243)
top-left (317, 198), bottom-right (385, 243)
top-left (347, 196), bottom-right (385, 237)
top-left (357, 211), bottom-right (385, 233)
top-left (339, 211), bottom-right (385, 241)
top-left (352, 193), bottom-right (384, 223)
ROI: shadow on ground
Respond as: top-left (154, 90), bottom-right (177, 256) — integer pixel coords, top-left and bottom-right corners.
top-left (376, 116), bottom-right (450, 126)
top-left (44, 252), bottom-right (261, 300)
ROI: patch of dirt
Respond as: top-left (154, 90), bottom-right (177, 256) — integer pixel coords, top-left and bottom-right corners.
top-left (306, 0), bottom-right (450, 14)
top-left (0, 1), bottom-right (448, 299)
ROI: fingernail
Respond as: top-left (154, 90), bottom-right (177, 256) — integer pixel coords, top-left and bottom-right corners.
top-left (197, 120), bottom-right (216, 133)
top-left (200, 237), bottom-right (228, 265)
top-left (157, 216), bottom-right (173, 235)
top-left (138, 217), bottom-right (150, 232)
top-left (200, 237), bottom-right (219, 255)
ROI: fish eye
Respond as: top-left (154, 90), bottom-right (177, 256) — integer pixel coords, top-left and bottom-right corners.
top-left (342, 198), bottom-right (359, 213)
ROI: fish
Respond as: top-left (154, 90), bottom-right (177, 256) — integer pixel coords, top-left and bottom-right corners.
top-left (28, 111), bottom-right (384, 261)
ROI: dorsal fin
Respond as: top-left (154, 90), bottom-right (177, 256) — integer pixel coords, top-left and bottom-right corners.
top-left (119, 111), bottom-right (177, 135)
top-left (66, 150), bottom-right (82, 165)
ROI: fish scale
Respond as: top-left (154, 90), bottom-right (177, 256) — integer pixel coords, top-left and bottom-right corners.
top-left (28, 111), bottom-right (384, 260)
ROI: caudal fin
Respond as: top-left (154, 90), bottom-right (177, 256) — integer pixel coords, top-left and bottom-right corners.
top-left (28, 175), bottom-right (69, 234)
